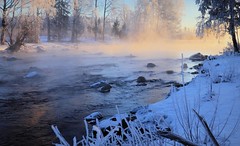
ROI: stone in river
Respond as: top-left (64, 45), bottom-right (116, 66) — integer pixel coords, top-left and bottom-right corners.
top-left (137, 76), bottom-right (147, 83)
top-left (147, 63), bottom-right (156, 68)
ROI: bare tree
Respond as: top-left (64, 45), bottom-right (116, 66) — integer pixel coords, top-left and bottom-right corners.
top-left (133, 0), bottom-right (183, 38)
top-left (71, 0), bottom-right (78, 42)
top-left (7, 1), bottom-right (18, 45)
top-left (7, 16), bottom-right (36, 52)
top-left (0, 0), bottom-right (19, 45)
top-left (102, 0), bottom-right (113, 40)
top-left (28, 0), bottom-right (56, 43)
top-left (120, 3), bottom-right (131, 25)
top-left (94, 0), bottom-right (98, 40)
top-left (44, 2), bottom-right (56, 42)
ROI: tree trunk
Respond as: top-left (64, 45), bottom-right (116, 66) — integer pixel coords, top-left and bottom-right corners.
top-left (230, 0), bottom-right (239, 53)
top-left (47, 13), bottom-right (51, 42)
top-left (1, 9), bottom-right (7, 45)
top-left (7, 39), bottom-right (23, 52)
top-left (71, 17), bottom-right (76, 42)
top-left (231, 28), bottom-right (239, 53)
top-left (7, 32), bottom-right (27, 52)
top-left (71, 0), bottom-right (77, 42)
top-left (34, 8), bottom-right (40, 43)
top-left (94, 0), bottom-right (98, 41)
top-left (102, 0), bottom-right (107, 40)
top-left (58, 21), bottom-right (61, 41)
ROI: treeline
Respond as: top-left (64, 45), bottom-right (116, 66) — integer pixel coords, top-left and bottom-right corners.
top-left (0, 0), bottom-right (183, 51)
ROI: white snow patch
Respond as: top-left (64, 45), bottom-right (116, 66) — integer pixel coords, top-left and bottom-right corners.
top-left (85, 112), bottom-right (103, 121)
top-left (24, 71), bottom-right (39, 78)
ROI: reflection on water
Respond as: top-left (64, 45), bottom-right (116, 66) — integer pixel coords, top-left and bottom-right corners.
top-left (0, 40), bottom-right (226, 145)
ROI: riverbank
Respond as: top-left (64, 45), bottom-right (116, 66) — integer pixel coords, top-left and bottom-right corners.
top-left (56, 52), bottom-right (240, 145)
top-left (148, 53), bottom-right (240, 145)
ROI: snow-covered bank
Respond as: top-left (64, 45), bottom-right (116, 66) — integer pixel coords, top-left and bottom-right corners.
top-left (53, 53), bottom-right (240, 145)
top-left (147, 54), bottom-right (240, 145)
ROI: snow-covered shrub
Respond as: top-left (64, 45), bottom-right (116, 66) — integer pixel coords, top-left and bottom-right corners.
top-left (220, 65), bottom-right (235, 83)
top-left (52, 117), bottom-right (170, 146)
top-left (222, 42), bottom-right (240, 56)
top-left (210, 64), bottom-right (235, 84)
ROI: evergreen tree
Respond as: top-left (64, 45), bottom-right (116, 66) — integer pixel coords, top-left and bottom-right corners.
top-left (196, 0), bottom-right (240, 52)
top-left (112, 19), bottom-right (120, 37)
top-left (54, 0), bottom-right (70, 41)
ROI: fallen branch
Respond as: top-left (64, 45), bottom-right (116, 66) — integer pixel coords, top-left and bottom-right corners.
top-left (193, 109), bottom-right (220, 146)
top-left (158, 130), bottom-right (198, 146)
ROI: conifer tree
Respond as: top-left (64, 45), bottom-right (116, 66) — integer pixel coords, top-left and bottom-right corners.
top-left (54, 0), bottom-right (70, 41)
top-left (196, 0), bottom-right (240, 52)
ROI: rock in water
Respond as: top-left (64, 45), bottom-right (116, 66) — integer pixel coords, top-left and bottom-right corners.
top-left (28, 66), bottom-right (42, 72)
top-left (136, 76), bottom-right (147, 86)
top-left (189, 53), bottom-right (207, 62)
top-left (173, 82), bottom-right (183, 88)
top-left (191, 71), bottom-right (199, 75)
top-left (147, 63), bottom-right (156, 68)
top-left (99, 84), bottom-right (112, 93)
top-left (136, 83), bottom-right (147, 86)
top-left (164, 81), bottom-right (184, 88)
top-left (24, 71), bottom-right (39, 78)
top-left (137, 76), bottom-right (147, 83)
top-left (183, 63), bottom-right (188, 69)
top-left (166, 70), bottom-right (174, 74)
top-left (193, 63), bottom-right (203, 70)
top-left (85, 112), bottom-right (103, 124)
top-left (3, 56), bottom-right (18, 61)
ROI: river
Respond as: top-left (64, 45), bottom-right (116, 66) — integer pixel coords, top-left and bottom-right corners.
top-left (0, 41), bottom-right (221, 146)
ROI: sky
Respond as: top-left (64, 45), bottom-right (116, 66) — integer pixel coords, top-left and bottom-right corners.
top-left (124, 0), bottom-right (200, 29)
top-left (182, 0), bottom-right (200, 29)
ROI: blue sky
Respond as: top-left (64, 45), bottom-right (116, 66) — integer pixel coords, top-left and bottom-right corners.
top-left (182, 0), bottom-right (199, 28)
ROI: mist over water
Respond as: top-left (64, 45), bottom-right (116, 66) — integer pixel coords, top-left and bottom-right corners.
top-left (0, 0), bottom-right (233, 145)
top-left (0, 35), bottom-right (229, 145)
top-left (0, 2), bottom-right (229, 142)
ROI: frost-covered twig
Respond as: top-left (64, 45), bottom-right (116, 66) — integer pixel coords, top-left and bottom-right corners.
top-left (193, 109), bottom-right (220, 146)
top-left (51, 125), bottom-right (70, 146)
top-left (158, 130), bottom-right (198, 146)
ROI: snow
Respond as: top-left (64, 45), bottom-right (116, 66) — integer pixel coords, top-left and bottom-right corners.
top-left (85, 112), bottom-right (103, 121)
top-left (24, 71), bottom-right (39, 78)
top-left (90, 81), bottom-right (108, 88)
top-left (146, 54), bottom-right (240, 145)
top-left (94, 53), bottom-right (240, 145)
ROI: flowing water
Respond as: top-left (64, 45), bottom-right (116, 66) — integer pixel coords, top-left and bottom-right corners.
top-left (0, 42), bottom-right (220, 146)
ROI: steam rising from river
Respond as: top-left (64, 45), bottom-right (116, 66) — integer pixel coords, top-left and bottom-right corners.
top-left (69, 35), bottom-right (229, 59)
